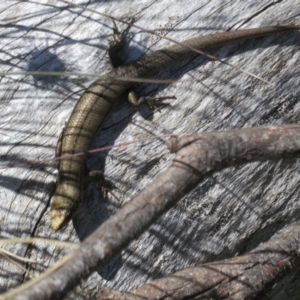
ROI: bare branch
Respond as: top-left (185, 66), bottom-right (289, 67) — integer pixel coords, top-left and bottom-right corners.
top-left (96, 220), bottom-right (300, 299)
top-left (3, 124), bottom-right (300, 300)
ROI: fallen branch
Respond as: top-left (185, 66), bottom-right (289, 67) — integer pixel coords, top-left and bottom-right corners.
top-left (96, 220), bottom-right (300, 299)
top-left (2, 124), bottom-right (300, 300)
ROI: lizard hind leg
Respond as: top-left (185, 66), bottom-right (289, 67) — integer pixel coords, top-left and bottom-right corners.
top-left (110, 18), bottom-right (176, 112)
top-left (112, 18), bottom-right (134, 44)
top-left (128, 90), bottom-right (176, 112)
top-left (109, 18), bottom-right (134, 68)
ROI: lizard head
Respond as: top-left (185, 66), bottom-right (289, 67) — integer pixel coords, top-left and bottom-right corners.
top-left (50, 195), bottom-right (79, 231)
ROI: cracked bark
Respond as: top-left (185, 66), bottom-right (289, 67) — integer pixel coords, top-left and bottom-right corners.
top-left (96, 220), bottom-right (300, 299)
top-left (3, 124), bottom-right (300, 299)
top-left (1, 1), bottom-right (300, 299)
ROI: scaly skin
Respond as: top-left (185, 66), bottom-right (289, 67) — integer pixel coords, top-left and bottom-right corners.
top-left (50, 25), bottom-right (300, 230)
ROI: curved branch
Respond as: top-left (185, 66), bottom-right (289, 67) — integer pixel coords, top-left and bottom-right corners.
top-left (3, 124), bottom-right (300, 300)
top-left (96, 220), bottom-right (300, 299)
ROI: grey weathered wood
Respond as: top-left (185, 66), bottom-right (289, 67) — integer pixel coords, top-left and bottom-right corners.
top-left (0, 0), bottom-right (299, 298)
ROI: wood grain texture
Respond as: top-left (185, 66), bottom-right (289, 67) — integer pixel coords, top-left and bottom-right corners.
top-left (0, 0), bottom-right (299, 298)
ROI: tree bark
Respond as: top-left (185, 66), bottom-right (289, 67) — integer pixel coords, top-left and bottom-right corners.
top-left (0, 0), bottom-right (300, 299)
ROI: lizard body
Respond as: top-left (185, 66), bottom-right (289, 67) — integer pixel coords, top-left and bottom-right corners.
top-left (50, 25), bottom-right (300, 231)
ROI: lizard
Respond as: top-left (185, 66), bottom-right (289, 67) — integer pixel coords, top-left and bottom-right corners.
top-left (50, 23), bottom-right (300, 231)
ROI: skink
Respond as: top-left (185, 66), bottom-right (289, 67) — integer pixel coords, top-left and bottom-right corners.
top-left (50, 24), bottom-right (300, 230)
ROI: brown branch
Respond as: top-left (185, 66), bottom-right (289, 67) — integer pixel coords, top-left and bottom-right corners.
top-left (96, 220), bottom-right (300, 300)
top-left (3, 124), bottom-right (300, 300)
